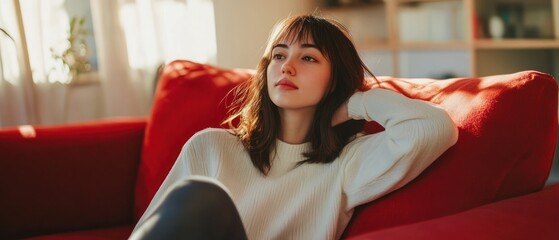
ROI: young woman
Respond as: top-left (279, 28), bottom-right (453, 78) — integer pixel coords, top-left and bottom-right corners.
top-left (130, 14), bottom-right (458, 240)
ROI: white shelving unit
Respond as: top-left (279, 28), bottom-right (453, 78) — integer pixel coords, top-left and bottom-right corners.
top-left (321, 0), bottom-right (559, 78)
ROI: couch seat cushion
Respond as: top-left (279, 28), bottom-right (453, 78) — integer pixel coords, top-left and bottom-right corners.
top-left (348, 184), bottom-right (559, 240)
top-left (25, 225), bottom-right (132, 240)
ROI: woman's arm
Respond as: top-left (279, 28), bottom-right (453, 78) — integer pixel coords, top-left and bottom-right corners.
top-left (341, 88), bottom-right (458, 209)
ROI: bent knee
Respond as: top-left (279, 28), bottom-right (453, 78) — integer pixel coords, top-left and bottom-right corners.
top-left (168, 176), bottom-right (231, 202)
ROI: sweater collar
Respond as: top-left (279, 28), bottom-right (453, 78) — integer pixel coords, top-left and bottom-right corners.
top-left (267, 139), bottom-right (311, 176)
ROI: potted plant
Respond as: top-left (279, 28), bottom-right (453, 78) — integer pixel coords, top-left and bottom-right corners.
top-left (50, 16), bottom-right (91, 84)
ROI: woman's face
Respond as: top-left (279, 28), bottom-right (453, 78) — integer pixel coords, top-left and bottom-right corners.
top-left (266, 38), bottom-right (332, 112)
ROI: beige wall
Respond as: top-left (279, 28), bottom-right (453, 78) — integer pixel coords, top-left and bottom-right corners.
top-left (213, 0), bottom-right (315, 69)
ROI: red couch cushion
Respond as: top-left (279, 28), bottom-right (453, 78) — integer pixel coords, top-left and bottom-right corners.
top-left (135, 60), bottom-right (558, 236)
top-left (348, 184), bottom-right (559, 240)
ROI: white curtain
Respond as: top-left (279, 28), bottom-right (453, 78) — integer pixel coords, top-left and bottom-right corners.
top-left (91, 0), bottom-right (217, 118)
top-left (0, 0), bottom-right (217, 127)
top-left (0, 0), bottom-right (37, 127)
top-left (0, 29), bottom-right (30, 126)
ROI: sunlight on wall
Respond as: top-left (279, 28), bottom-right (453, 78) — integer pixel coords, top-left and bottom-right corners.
top-left (156, 0), bottom-right (217, 64)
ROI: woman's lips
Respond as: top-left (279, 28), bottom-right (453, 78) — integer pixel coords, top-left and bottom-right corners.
top-left (275, 79), bottom-right (298, 90)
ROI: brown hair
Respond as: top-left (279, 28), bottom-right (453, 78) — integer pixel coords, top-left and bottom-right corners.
top-left (224, 14), bottom-right (375, 174)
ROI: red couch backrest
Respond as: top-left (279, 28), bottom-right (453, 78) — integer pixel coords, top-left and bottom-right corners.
top-left (135, 60), bottom-right (558, 236)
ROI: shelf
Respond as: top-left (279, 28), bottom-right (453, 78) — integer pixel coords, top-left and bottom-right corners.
top-left (356, 41), bottom-right (391, 50)
top-left (398, 41), bottom-right (469, 49)
top-left (357, 41), bottom-right (470, 50)
top-left (475, 39), bottom-right (559, 49)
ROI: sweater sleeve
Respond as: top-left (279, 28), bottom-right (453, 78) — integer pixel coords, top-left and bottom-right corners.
top-left (342, 88), bottom-right (458, 209)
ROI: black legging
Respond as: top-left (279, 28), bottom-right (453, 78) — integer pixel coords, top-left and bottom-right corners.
top-left (130, 177), bottom-right (248, 240)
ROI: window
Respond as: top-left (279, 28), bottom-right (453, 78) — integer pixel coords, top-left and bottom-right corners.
top-left (19, 0), bottom-right (98, 84)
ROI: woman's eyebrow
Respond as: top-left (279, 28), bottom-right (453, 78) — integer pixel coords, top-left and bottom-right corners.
top-left (300, 43), bottom-right (319, 49)
top-left (272, 43), bottom-right (319, 50)
top-left (272, 43), bottom-right (289, 50)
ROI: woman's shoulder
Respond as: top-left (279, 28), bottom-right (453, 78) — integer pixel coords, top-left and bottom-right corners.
top-left (193, 127), bottom-right (234, 137)
top-left (186, 128), bottom-right (238, 146)
top-left (177, 128), bottom-right (240, 177)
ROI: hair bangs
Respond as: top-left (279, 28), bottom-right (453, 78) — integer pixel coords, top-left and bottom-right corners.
top-left (269, 16), bottom-right (330, 58)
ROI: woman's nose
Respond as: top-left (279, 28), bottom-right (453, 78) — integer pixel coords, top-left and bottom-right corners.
top-left (281, 60), bottom-right (295, 76)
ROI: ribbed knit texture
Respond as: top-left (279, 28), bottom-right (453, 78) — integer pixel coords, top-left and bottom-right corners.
top-left (133, 88), bottom-right (458, 239)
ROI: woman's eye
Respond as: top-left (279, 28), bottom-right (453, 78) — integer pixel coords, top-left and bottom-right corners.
top-left (272, 54), bottom-right (285, 60)
top-left (303, 56), bottom-right (317, 62)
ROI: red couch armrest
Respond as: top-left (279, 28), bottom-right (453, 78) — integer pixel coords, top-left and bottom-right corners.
top-left (0, 118), bottom-right (146, 239)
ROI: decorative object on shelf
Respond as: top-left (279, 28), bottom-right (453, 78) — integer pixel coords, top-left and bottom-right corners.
top-left (488, 14), bottom-right (505, 39)
top-left (49, 16), bottom-right (91, 84)
top-left (496, 3), bottom-right (524, 38)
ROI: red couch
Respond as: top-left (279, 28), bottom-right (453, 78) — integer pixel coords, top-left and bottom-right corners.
top-left (1, 60), bottom-right (558, 239)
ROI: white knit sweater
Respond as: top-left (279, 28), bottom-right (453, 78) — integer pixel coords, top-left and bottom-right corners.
top-left (133, 88), bottom-right (458, 240)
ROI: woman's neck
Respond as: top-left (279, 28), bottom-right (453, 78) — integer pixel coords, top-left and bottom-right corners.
top-left (278, 107), bottom-right (315, 144)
